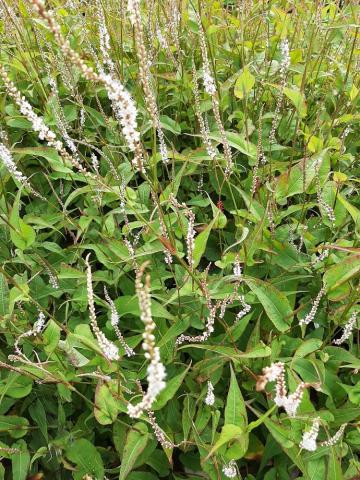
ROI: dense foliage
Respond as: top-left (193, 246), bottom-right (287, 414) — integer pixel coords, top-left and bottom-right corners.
top-left (0, 0), bottom-right (359, 479)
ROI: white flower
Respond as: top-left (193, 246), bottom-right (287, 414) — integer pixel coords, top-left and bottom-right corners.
top-left (104, 286), bottom-right (135, 357)
top-left (283, 382), bottom-right (306, 417)
top-left (263, 362), bottom-right (284, 382)
top-left (203, 69), bottom-right (216, 96)
top-left (33, 311), bottom-right (46, 334)
top-left (320, 423), bottom-right (347, 447)
top-left (299, 286), bottom-right (325, 326)
top-left (233, 254), bottom-right (243, 278)
top-left (86, 255), bottom-right (119, 362)
top-left (127, 0), bottom-right (139, 26)
top-left (0, 143), bottom-right (29, 186)
top-left (99, 73), bottom-right (141, 152)
top-left (127, 265), bottom-right (166, 418)
top-left (280, 38), bottom-right (290, 74)
top-left (300, 417), bottom-right (320, 452)
top-left (333, 312), bottom-right (357, 345)
top-left (222, 459), bottom-right (237, 478)
top-left (205, 381), bottom-right (215, 406)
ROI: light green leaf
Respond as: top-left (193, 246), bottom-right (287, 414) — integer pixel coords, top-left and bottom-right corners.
top-left (225, 366), bottom-right (247, 430)
top-left (28, 400), bottom-right (48, 442)
top-left (244, 277), bottom-right (293, 331)
top-left (223, 367), bottom-right (249, 459)
top-left (193, 219), bottom-right (215, 268)
top-left (324, 255), bottom-right (360, 291)
top-left (119, 423), bottom-right (149, 480)
top-left (94, 382), bottom-right (120, 425)
top-left (160, 115), bottom-right (181, 135)
top-left (178, 343), bottom-right (271, 359)
top-left (0, 274), bottom-right (9, 316)
top-left (234, 67), bottom-right (255, 99)
top-left (205, 424), bottom-right (245, 460)
top-left (283, 87), bottom-right (307, 117)
top-left (11, 440), bottom-right (30, 480)
top-left (66, 438), bottom-right (104, 480)
top-left (153, 364), bottom-right (191, 410)
top-left (0, 416), bottom-right (29, 439)
top-left (43, 319), bottom-right (61, 355)
top-left (9, 191), bottom-right (36, 250)
top-left (294, 339), bottom-right (323, 358)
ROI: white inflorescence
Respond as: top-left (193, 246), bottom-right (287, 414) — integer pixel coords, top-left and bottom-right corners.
top-left (320, 423), bottom-right (347, 447)
top-left (300, 417), bottom-right (320, 452)
top-left (312, 248), bottom-right (329, 266)
top-left (169, 194), bottom-right (196, 269)
top-left (222, 459), bottom-right (237, 478)
top-left (11, 311), bottom-right (47, 361)
top-left (97, 0), bottom-right (114, 72)
top-left (258, 362), bottom-right (308, 417)
top-left (192, 59), bottom-right (217, 161)
top-left (91, 153), bottom-right (99, 172)
top-left (314, 160), bottom-right (336, 226)
top-left (283, 382), bottom-right (306, 417)
top-left (333, 312), bottom-right (357, 345)
top-left (203, 68), bottom-right (217, 96)
top-left (127, 0), bottom-right (139, 26)
top-left (33, 311), bottom-right (46, 334)
top-left (100, 73), bottom-right (140, 152)
top-left (263, 362), bottom-right (285, 382)
top-left (299, 286), bottom-right (325, 326)
top-left (0, 143), bottom-right (31, 187)
top-left (205, 380), bottom-right (215, 406)
top-left (269, 38), bottom-right (290, 144)
top-left (104, 286), bottom-right (135, 357)
top-left (127, 265), bottom-right (166, 418)
top-left (233, 255), bottom-right (242, 278)
top-left (86, 255), bottom-right (119, 361)
top-left (235, 295), bottom-right (251, 322)
top-left (279, 39), bottom-right (290, 75)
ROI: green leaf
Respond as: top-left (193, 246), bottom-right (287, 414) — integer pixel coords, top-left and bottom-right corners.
top-left (234, 67), bottom-right (255, 99)
top-left (294, 339), bottom-right (323, 358)
top-left (205, 424), bottom-right (245, 460)
top-left (283, 87), bottom-right (307, 117)
top-left (178, 343), bottom-right (271, 359)
top-left (9, 191), bottom-right (36, 250)
top-left (0, 415), bottom-right (29, 439)
top-left (65, 438), bottom-right (104, 480)
top-left (244, 277), bottom-right (293, 332)
top-left (0, 374), bottom-right (33, 399)
top-left (28, 399), bottom-right (48, 442)
top-left (209, 131), bottom-right (257, 158)
top-left (275, 151), bottom-right (329, 200)
top-left (224, 367), bottom-right (249, 460)
top-left (225, 366), bottom-right (247, 430)
top-left (114, 296), bottom-right (174, 321)
top-left (43, 319), bottom-right (61, 355)
top-left (11, 440), bottom-right (30, 480)
top-left (0, 274), bottom-right (9, 316)
top-left (193, 219), bottom-right (215, 268)
top-left (263, 417), bottom-right (294, 448)
top-left (160, 115), bottom-right (181, 135)
top-left (324, 255), bottom-right (360, 291)
top-left (335, 191), bottom-right (360, 224)
top-left (153, 364), bottom-right (191, 410)
top-left (119, 423), bottom-right (149, 480)
top-left (94, 382), bottom-right (119, 425)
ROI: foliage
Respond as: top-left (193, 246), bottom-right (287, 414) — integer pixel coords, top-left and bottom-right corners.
top-left (0, 0), bottom-right (359, 479)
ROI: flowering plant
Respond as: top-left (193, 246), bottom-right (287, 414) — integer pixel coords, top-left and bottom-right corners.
top-left (0, 0), bottom-right (359, 479)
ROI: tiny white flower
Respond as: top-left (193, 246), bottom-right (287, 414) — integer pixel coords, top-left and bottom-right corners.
top-left (205, 381), bottom-right (215, 406)
top-left (222, 459), bottom-right (237, 478)
top-left (300, 417), bottom-right (320, 452)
